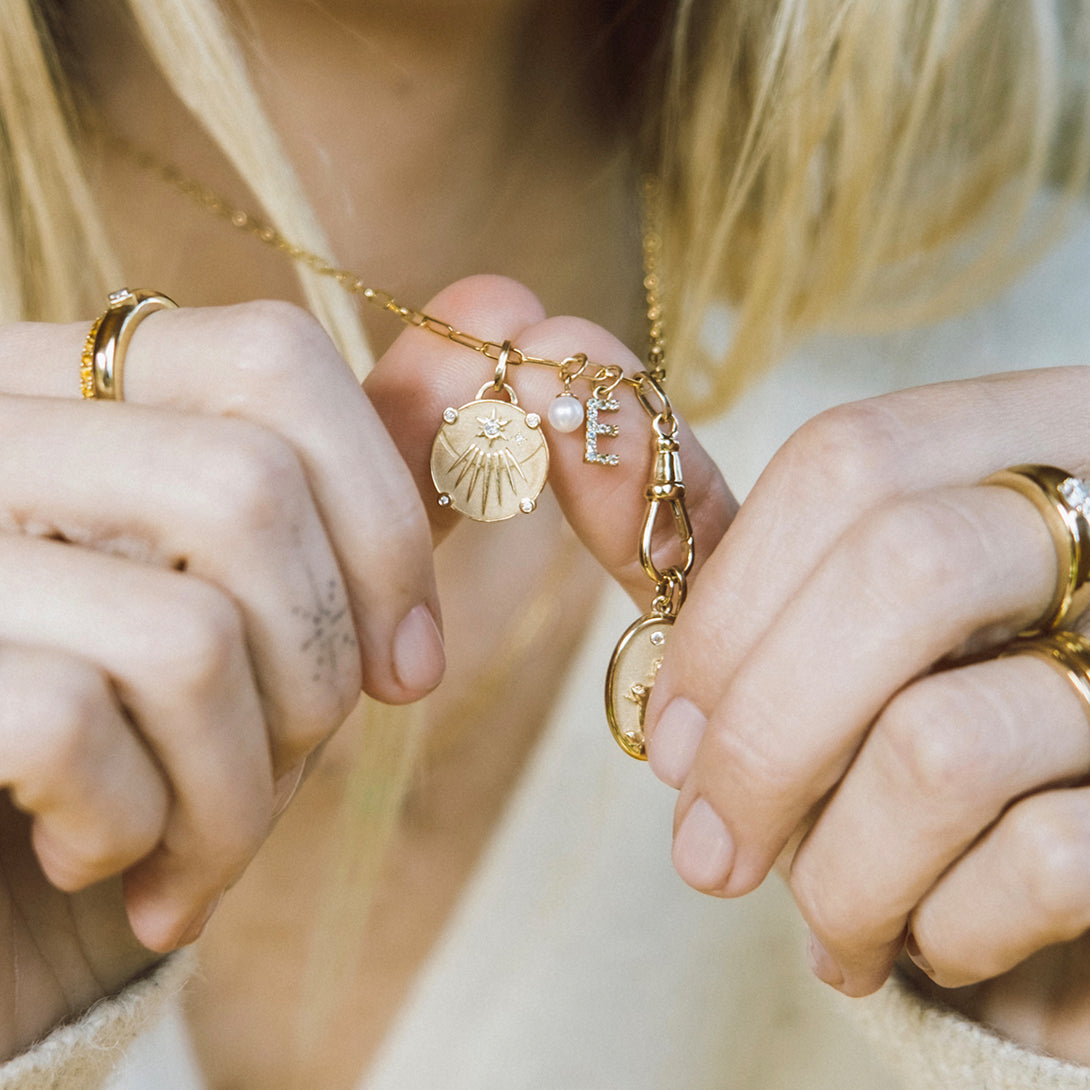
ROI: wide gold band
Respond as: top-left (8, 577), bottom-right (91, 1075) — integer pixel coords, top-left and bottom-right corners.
top-left (1001, 630), bottom-right (1090, 726)
top-left (984, 464), bottom-right (1090, 636)
top-left (81, 288), bottom-right (178, 401)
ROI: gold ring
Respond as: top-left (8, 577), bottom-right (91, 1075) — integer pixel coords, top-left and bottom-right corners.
top-left (81, 288), bottom-right (178, 401)
top-left (1000, 630), bottom-right (1090, 726)
top-left (984, 464), bottom-right (1090, 635)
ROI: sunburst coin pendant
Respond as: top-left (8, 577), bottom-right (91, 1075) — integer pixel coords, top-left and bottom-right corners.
top-left (430, 381), bottom-right (549, 522)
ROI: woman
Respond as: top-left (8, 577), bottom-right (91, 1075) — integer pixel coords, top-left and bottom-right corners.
top-left (2, 0), bottom-right (1089, 1086)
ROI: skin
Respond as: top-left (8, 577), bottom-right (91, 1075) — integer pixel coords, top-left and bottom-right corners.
top-left (0, 1), bottom-right (678, 1083)
top-left (644, 370), bottom-right (1090, 1059)
top-left (2, 0), bottom-right (1089, 1084)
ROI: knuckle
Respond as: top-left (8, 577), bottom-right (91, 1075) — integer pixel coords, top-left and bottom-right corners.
top-left (847, 498), bottom-right (967, 614)
top-left (704, 697), bottom-right (800, 800)
top-left (57, 823), bottom-right (157, 888)
top-left (800, 894), bottom-right (859, 951)
top-left (10, 668), bottom-right (113, 792)
top-left (226, 300), bottom-right (335, 389)
top-left (151, 582), bottom-right (245, 693)
top-left (875, 681), bottom-right (998, 802)
top-left (298, 673), bottom-right (358, 748)
top-left (777, 400), bottom-right (904, 502)
top-left (202, 801), bottom-right (270, 883)
top-left (352, 495), bottom-right (431, 575)
top-left (1011, 797), bottom-right (1090, 930)
top-left (198, 425), bottom-right (307, 535)
top-left (35, 801), bottom-right (164, 890)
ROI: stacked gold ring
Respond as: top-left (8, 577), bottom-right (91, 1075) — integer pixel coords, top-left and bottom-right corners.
top-left (1000, 630), bottom-right (1090, 727)
top-left (984, 464), bottom-right (1090, 636)
top-left (81, 288), bottom-right (177, 401)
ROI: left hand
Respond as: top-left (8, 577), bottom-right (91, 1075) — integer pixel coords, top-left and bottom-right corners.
top-left (641, 365), bottom-right (1090, 1000)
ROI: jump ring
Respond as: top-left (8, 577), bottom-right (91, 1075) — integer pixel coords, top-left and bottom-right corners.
top-left (984, 464), bottom-right (1090, 635)
top-left (999, 629), bottom-right (1090, 727)
top-left (81, 288), bottom-right (178, 401)
top-left (493, 340), bottom-right (512, 392)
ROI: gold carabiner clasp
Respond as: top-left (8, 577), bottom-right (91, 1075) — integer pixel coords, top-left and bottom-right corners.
top-left (639, 415), bottom-right (695, 593)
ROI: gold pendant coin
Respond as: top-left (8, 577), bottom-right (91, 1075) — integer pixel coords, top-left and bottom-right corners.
top-left (605, 613), bottom-right (671, 759)
top-left (431, 398), bottom-right (549, 522)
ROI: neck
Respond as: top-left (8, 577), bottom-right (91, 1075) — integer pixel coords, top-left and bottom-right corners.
top-left (70, 0), bottom-right (644, 354)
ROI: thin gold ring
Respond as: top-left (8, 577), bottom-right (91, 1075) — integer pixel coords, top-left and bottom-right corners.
top-left (82, 288), bottom-right (178, 401)
top-left (984, 464), bottom-right (1090, 635)
top-left (1000, 630), bottom-right (1090, 726)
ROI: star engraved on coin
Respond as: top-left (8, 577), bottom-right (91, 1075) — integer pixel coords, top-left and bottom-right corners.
top-left (476, 407), bottom-right (509, 446)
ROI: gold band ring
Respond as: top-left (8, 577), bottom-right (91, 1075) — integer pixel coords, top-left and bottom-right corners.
top-left (80, 288), bottom-right (178, 401)
top-left (984, 464), bottom-right (1090, 635)
top-left (1000, 630), bottom-right (1090, 727)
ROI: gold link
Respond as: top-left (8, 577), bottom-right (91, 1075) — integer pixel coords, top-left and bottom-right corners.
top-left (650, 567), bottom-right (688, 618)
top-left (558, 353), bottom-right (589, 386)
top-left (447, 328), bottom-right (487, 351)
top-left (633, 370), bottom-right (676, 429)
top-left (493, 340), bottom-right (512, 391)
top-left (591, 365), bottom-right (626, 395)
top-left (121, 138), bottom-right (668, 396)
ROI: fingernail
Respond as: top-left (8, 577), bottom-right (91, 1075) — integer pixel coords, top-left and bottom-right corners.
top-left (672, 798), bottom-right (734, 892)
top-left (905, 933), bottom-right (934, 975)
top-left (647, 697), bottom-right (706, 788)
top-left (807, 930), bottom-right (845, 988)
top-left (271, 759), bottom-right (307, 819)
top-left (393, 603), bottom-right (445, 693)
top-left (177, 893), bottom-right (223, 947)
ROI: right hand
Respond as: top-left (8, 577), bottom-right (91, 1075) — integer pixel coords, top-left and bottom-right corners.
top-left (0, 300), bottom-right (444, 1056)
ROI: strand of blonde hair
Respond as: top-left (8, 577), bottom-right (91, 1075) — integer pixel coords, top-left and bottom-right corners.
top-left (126, 0), bottom-right (373, 376)
top-left (0, 0), bottom-right (122, 322)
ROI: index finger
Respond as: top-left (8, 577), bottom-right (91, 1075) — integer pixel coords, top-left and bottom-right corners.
top-left (3, 304), bottom-right (443, 705)
top-left (646, 366), bottom-right (1090, 757)
top-left (364, 275), bottom-right (736, 603)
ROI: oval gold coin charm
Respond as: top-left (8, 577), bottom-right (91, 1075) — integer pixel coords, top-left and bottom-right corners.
top-left (431, 395), bottom-right (549, 522)
top-left (605, 613), bottom-right (671, 760)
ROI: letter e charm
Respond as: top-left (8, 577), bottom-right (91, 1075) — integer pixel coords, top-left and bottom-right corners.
top-left (585, 396), bottom-right (620, 466)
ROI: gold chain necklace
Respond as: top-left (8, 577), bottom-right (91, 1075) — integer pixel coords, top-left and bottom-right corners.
top-left (129, 143), bottom-right (692, 760)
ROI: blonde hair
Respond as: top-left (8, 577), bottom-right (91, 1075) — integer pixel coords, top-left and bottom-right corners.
top-left (656, 0), bottom-right (1090, 414)
top-left (6, 1), bottom-right (1089, 395)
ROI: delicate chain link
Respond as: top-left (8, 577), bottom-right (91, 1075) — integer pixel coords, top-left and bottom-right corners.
top-left (123, 140), bottom-right (667, 395)
top-left (639, 176), bottom-right (667, 379)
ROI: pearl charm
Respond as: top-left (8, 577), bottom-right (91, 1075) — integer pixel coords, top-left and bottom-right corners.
top-left (547, 393), bottom-right (584, 433)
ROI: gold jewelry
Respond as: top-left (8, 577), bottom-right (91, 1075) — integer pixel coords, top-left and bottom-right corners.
top-left (81, 288), bottom-right (178, 400)
top-left (1000, 629), bottom-right (1090, 726)
top-left (430, 341), bottom-right (550, 521)
top-left (131, 144), bottom-right (681, 758)
top-left (984, 465), bottom-right (1090, 635)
